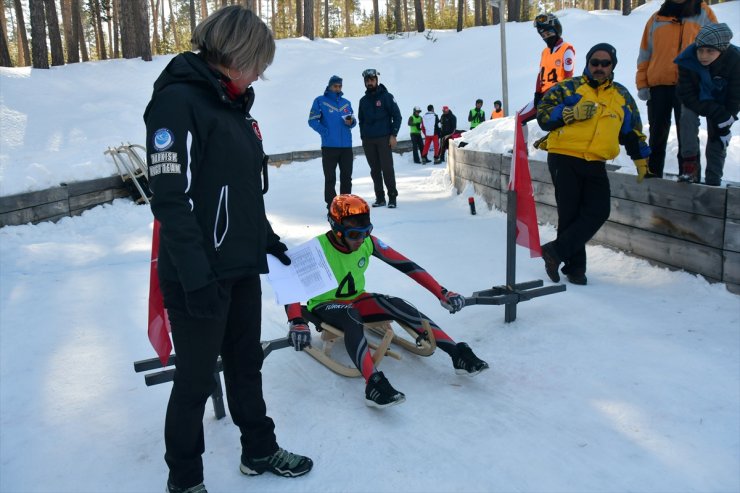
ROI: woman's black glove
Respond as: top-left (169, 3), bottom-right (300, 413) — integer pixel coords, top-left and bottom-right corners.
top-left (267, 241), bottom-right (291, 265)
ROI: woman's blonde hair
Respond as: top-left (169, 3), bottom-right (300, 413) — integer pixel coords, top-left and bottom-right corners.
top-left (191, 6), bottom-right (275, 77)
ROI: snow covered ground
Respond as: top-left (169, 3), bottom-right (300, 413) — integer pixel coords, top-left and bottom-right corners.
top-left (1, 2), bottom-right (739, 492)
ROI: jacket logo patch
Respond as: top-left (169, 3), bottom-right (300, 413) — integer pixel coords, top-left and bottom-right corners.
top-left (153, 128), bottom-right (174, 151)
top-left (376, 101), bottom-right (382, 107)
top-left (555, 60), bottom-right (561, 67)
top-left (252, 121), bottom-right (263, 140)
top-left (358, 257), bottom-right (366, 268)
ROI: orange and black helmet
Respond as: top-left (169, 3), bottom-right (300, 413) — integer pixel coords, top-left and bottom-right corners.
top-left (329, 194), bottom-right (369, 224)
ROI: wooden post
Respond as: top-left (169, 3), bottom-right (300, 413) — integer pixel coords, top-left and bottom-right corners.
top-left (505, 189), bottom-right (517, 322)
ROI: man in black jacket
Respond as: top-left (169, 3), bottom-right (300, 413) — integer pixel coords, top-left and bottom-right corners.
top-left (144, 7), bottom-right (312, 493)
top-left (358, 69), bottom-right (402, 208)
top-left (438, 105), bottom-right (458, 163)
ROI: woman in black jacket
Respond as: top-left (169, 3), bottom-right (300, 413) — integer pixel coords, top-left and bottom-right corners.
top-left (144, 6), bottom-right (312, 492)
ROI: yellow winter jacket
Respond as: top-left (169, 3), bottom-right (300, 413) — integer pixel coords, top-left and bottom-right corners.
top-left (636, 1), bottom-right (717, 89)
top-left (537, 75), bottom-right (650, 163)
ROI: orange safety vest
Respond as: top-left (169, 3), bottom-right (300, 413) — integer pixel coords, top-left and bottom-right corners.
top-left (537, 42), bottom-right (575, 95)
top-left (490, 109), bottom-right (504, 119)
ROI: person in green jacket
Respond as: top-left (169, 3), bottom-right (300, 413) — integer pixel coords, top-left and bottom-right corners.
top-left (468, 98), bottom-right (486, 129)
top-left (408, 106), bottom-right (423, 163)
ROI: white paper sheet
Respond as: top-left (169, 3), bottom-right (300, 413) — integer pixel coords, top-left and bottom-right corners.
top-left (266, 238), bottom-right (338, 305)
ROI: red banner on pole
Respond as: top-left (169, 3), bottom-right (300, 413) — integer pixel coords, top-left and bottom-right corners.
top-left (508, 113), bottom-right (542, 258)
top-left (148, 219), bottom-right (172, 365)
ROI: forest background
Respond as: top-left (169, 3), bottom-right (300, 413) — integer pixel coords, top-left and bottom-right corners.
top-left (1, 0), bottom-right (734, 70)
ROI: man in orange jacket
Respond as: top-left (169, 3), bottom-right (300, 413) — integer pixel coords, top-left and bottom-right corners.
top-left (636, 0), bottom-right (717, 178)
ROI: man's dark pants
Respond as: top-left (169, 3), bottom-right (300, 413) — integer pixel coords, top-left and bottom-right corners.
top-left (160, 275), bottom-right (277, 488)
top-left (547, 153), bottom-right (611, 276)
top-left (362, 136), bottom-right (398, 202)
top-left (321, 146), bottom-right (353, 205)
top-left (410, 133), bottom-right (423, 163)
top-left (648, 85), bottom-right (697, 177)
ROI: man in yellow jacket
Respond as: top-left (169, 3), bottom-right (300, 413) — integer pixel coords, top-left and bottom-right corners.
top-left (537, 43), bottom-right (651, 286)
top-left (636, 0), bottom-right (717, 178)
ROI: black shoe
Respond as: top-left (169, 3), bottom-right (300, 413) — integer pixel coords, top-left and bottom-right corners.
top-left (414, 159), bottom-right (422, 164)
top-left (453, 343), bottom-right (490, 376)
top-left (433, 158), bottom-right (441, 165)
top-left (387, 198), bottom-right (397, 208)
top-left (167, 481), bottom-right (207, 493)
top-left (240, 447), bottom-right (313, 478)
top-left (541, 242), bottom-right (561, 283)
top-left (365, 371), bottom-right (406, 408)
top-left (422, 158), bottom-right (431, 164)
top-left (566, 273), bottom-right (588, 285)
top-left (372, 199), bottom-right (386, 207)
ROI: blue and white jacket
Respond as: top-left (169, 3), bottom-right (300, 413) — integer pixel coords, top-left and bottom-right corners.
top-left (308, 88), bottom-right (356, 148)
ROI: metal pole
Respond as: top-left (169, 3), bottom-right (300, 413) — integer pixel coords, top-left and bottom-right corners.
top-left (490, 0), bottom-right (509, 115)
top-left (505, 189), bottom-right (517, 322)
top-left (500, 3), bottom-right (509, 116)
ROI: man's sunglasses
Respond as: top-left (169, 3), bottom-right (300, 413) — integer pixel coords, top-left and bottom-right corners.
top-left (362, 68), bottom-right (378, 78)
top-left (335, 222), bottom-right (373, 240)
top-left (589, 59), bottom-right (612, 68)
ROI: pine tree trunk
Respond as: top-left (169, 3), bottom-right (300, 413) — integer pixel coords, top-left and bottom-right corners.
top-left (481, 2), bottom-right (488, 25)
top-left (296, 0), bottom-right (303, 36)
top-left (150, 0), bottom-right (160, 54)
top-left (414, 0), bottom-right (424, 31)
top-left (0, 6), bottom-right (12, 66)
top-left (622, 0), bottom-right (631, 15)
top-left (94, 0), bottom-right (109, 59)
top-left (60, 0), bottom-right (75, 62)
top-left (394, 0), bottom-right (401, 32)
top-left (13, 0), bottom-right (31, 66)
top-left (323, 0), bottom-right (328, 37)
top-left (372, 0), bottom-right (379, 34)
top-left (403, 0), bottom-right (408, 31)
top-left (43, 0), bottom-right (65, 65)
top-left (456, 0), bottom-right (463, 31)
top-left (112, 0), bottom-right (120, 58)
top-left (614, 0), bottom-right (622, 11)
top-left (138, 0), bottom-right (152, 60)
top-left (492, 5), bottom-right (499, 25)
top-left (303, 0), bottom-right (314, 39)
top-left (29, 0), bottom-right (49, 68)
top-left (168, 0), bottom-right (179, 49)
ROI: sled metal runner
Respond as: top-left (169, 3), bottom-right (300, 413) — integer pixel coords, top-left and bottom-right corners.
top-left (133, 337), bottom-right (291, 419)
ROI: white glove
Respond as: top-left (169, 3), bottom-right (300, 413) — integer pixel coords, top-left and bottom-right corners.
top-left (717, 115), bottom-right (737, 129)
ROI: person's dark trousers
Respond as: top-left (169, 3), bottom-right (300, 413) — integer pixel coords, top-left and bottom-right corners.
top-left (362, 136), bottom-right (398, 202)
top-left (647, 85), bottom-right (695, 177)
top-left (160, 275), bottom-right (278, 489)
top-left (547, 153), bottom-right (611, 276)
top-left (321, 147), bottom-right (354, 206)
top-left (410, 133), bottom-right (423, 163)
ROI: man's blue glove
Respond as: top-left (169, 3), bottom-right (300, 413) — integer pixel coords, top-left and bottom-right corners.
top-left (267, 241), bottom-right (291, 265)
top-left (440, 289), bottom-right (466, 314)
top-left (288, 318), bottom-right (311, 351)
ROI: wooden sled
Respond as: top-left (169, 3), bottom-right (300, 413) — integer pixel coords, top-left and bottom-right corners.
top-left (104, 143), bottom-right (151, 205)
top-left (301, 308), bottom-right (436, 378)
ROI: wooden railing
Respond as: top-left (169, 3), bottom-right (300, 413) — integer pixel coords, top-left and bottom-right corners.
top-left (448, 145), bottom-right (740, 294)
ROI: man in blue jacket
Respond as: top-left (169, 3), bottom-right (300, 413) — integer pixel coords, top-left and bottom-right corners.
top-left (358, 69), bottom-right (402, 208)
top-left (309, 75), bottom-right (357, 207)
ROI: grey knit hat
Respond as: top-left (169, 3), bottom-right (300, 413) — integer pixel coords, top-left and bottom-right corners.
top-left (695, 23), bottom-right (733, 52)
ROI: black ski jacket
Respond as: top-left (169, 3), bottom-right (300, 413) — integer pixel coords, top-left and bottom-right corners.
top-left (144, 52), bottom-right (282, 292)
top-left (358, 84), bottom-right (402, 139)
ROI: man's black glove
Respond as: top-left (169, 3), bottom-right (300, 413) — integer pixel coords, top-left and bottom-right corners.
top-left (288, 318), bottom-right (311, 351)
top-left (267, 241), bottom-right (291, 265)
top-left (185, 281), bottom-right (229, 319)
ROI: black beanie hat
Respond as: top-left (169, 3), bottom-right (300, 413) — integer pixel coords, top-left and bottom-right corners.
top-left (586, 43), bottom-right (618, 68)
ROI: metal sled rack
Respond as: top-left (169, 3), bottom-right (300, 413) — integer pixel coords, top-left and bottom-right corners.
top-left (104, 143), bottom-right (151, 205)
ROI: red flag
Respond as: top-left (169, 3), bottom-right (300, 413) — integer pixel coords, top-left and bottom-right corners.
top-left (148, 219), bottom-right (172, 365)
top-left (508, 113), bottom-right (542, 258)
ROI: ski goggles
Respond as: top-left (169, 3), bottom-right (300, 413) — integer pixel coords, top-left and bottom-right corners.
top-left (335, 222), bottom-right (373, 240)
top-left (362, 69), bottom-right (379, 79)
top-left (533, 14), bottom-right (555, 27)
